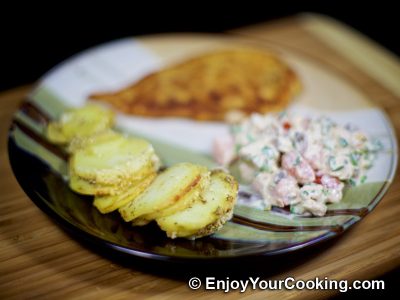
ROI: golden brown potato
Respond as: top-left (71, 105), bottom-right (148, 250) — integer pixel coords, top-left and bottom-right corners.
top-left (131, 170), bottom-right (210, 226)
top-left (156, 170), bottom-right (238, 239)
top-left (46, 104), bottom-right (239, 240)
top-left (70, 135), bottom-right (158, 186)
top-left (46, 104), bottom-right (114, 144)
top-left (119, 163), bottom-right (208, 222)
top-left (93, 172), bottom-right (157, 213)
top-left (67, 129), bottom-right (120, 153)
top-left (69, 170), bottom-right (123, 196)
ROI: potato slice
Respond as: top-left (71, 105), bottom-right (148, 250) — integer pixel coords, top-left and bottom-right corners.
top-left (67, 129), bottom-right (120, 153)
top-left (131, 170), bottom-right (210, 226)
top-left (156, 170), bottom-right (238, 239)
top-left (47, 104), bottom-right (114, 144)
top-left (47, 122), bottom-right (68, 144)
top-left (69, 170), bottom-right (125, 196)
top-left (70, 136), bottom-right (157, 185)
top-left (69, 157), bottom-right (157, 196)
top-left (119, 163), bottom-right (207, 222)
top-left (93, 172), bottom-right (156, 213)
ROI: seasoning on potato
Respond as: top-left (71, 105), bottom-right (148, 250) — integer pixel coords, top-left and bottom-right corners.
top-left (46, 104), bottom-right (238, 239)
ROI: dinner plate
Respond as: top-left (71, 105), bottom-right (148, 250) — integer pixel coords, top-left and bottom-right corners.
top-left (8, 34), bottom-right (398, 261)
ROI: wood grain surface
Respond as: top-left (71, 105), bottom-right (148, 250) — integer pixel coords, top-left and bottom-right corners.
top-left (1, 14), bottom-right (400, 299)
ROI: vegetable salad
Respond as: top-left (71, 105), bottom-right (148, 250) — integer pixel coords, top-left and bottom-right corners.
top-left (213, 112), bottom-right (382, 216)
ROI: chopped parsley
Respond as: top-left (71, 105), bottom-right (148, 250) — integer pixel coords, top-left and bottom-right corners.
top-left (339, 137), bottom-right (348, 147)
top-left (350, 152), bottom-right (360, 166)
top-left (360, 175), bottom-right (367, 184)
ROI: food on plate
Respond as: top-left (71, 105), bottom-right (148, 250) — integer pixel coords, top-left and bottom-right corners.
top-left (89, 49), bottom-right (301, 121)
top-left (70, 134), bottom-right (158, 186)
top-left (45, 105), bottom-right (238, 239)
top-left (46, 104), bottom-right (114, 145)
top-left (68, 132), bottom-right (159, 199)
top-left (157, 170), bottom-right (238, 239)
top-left (119, 163), bottom-right (209, 223)
top-left (213, 112), bottom-right (382, 216)
top-left (67, 129), bottom-right (120, 153)
top-left (69, 168), bottom-right (127, 196)
top-left (93, 173), bottom-right (156, 214)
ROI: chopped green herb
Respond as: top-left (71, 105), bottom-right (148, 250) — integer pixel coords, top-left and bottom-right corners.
top-left (339, 137), bottom-right (348, 147)
top-left (360, 175), bottom-right (367, 184)
top-left (332, 165), bottom-right (344, 172)
top-left (231, 125), bottom-right (242, 134)
top-left (350, 152), bottom-right (359, 166)
top-left (260, 165), bottom-right (271, 172)
top-left (251, 155), bottom-right (265, 168)
top-left (247, 133), bottom-right (255, 142)
top-left (328, 156), bottom-right (336, 170)
top-left (348, 178), bottom-right (357, 186)
top-left (262, 146), bottom-right (272, 157)
top-left (294, 156), bottom-right (301, 166)
top-left (328, 156), bottom-right (345, 172)
top-left (372, 139), bottom-right (383, 151)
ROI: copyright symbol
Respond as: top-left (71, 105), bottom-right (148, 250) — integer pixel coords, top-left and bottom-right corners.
top-left (188, 277), bottom-right (201, 290)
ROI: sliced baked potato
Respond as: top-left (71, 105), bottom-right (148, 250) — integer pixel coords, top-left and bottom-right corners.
top-left (46, 105), bottom-right (239, 240)
top-left (46, 104), bottom-right (114, 144)
top-left (69, 169), bottom-right (126, 196)
top-left (119, 163), bottom-right (208, 222)
top-left (131, 170), bottom-right (210, 226)
top-left (156, 170), bottom-right (238, 239)
top-left (67, 129), bottom-right (120, 153)
top-left (93, 172), bottom-right (157, 213)
top-left (70, 135), bottom-right (158, 185)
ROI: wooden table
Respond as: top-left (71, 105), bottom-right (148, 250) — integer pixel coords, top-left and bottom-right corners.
top-left (1, 14), bottom-right (399, 299)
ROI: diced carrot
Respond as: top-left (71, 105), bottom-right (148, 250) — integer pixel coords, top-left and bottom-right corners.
top-left (283, 122), bottom-right (291, 130)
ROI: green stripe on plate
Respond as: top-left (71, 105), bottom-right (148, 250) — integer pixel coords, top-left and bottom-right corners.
top-left (327, 182), bottom-right (385, 210)
top-left (14, 111), bottom-right (47, 135)
top-left (12, 127), bottom-right (68, 177)
top-left (234, 206), bottom-right (357, 227)
top-left (30, 86), bottom-right (72, 118)
top-left (117, 127), bottom-right (217, 168)
top-left (213, 222), bottom-right (329, 242)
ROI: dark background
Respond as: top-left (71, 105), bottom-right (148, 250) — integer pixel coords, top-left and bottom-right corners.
top-left (1, 1), bottom-right (399, 92)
